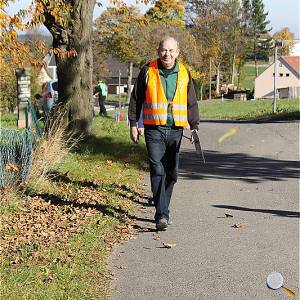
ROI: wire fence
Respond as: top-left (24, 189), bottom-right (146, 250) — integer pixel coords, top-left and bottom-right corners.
top-left (0, 100), bottom-right (43, 188)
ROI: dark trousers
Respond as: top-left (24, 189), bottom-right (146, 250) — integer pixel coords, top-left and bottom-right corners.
top-left (99, 96), bottom-right (107, 116)
top-left (144, 126), bottom-right (183, 221)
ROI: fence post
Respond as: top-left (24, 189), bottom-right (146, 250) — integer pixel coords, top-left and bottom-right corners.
top-left (16, 67), bottom-right (31, 128)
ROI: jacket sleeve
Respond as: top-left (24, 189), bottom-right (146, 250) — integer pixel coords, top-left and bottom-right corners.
top-left (128, 65), bottom-right (148, 127)
top-left (187, 73), bottom-right (200, 130)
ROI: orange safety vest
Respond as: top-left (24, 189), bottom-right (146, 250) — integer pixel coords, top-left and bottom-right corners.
top-left (143, 60), bottom-right (189, 127)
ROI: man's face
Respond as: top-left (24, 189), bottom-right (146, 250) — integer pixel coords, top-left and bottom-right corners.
top-left (157, 38), bottom-right (179, 69)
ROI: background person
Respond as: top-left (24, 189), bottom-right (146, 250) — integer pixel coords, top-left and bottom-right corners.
top-left (128, 36), bottom-right (200, 231)
top-left (94, 80), bottom-right (108, 116)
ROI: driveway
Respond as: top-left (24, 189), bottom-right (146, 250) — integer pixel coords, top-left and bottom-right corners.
top-left (109, 120), bottom-right (299, 300)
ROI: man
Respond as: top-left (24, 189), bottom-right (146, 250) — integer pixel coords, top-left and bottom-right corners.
top-left (128, 36), bottom-right (200, 231)
top-left (94, 80), bottom-right (107, 116)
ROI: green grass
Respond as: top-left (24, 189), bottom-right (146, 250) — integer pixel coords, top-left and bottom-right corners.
top-left (1, 219), bottom-right (115, 300)
top-left (0, 113), bottom-right (18, 128)
top-left (200, 98), bottom-right (300, 120)
top-left (107, 94), bottom-right (127, 103)
top-left (1, 99), bottom-right (299, 299)
top-left (1, 113), bottom-right (148, 300)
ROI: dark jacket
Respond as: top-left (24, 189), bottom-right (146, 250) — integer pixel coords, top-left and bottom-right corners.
top-left (128, 59), bottom-right (200, 130)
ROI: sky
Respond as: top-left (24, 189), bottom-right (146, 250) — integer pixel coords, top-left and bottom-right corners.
top-left (6, 0), bottom-right (300, 38)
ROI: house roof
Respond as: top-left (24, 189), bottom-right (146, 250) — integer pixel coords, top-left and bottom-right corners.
top-left (48, 54), bottom-right (56, 67)
top-left (281, 56), bottom-right (300, 74)
top-left (43, 53), bottom-right (56, 67)
top-left (37, 67), bottom-right (52, 85)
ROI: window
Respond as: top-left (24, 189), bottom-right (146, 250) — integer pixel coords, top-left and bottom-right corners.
top-left (279, 73), bottom-right (283, 77)
top-left (286, 73), bottom-right (290, 77)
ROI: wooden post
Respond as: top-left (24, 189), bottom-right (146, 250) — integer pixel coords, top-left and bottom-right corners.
top-left (16, 68), bottom-right (31, 128)
top-left (118, 69), bottom-right (121, 111)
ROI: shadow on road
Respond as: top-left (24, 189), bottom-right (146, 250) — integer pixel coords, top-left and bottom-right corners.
top-left (179, 150), bottom-right (300, 183)
top-left (213, 205), bottom-right (300, 218)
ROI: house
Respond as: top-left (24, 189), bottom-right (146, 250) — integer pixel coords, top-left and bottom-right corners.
top-left (36, 53), bottom-right (56, 86)
top-left (105, 56), bottom-right (140, 95)
top-left (43, 53), bottom-right (57, 80)
top-left (254, 56), bottom-right (300, 99)
top-left (38, 54), bottom-right (140, 95)
top-left (37, 66), bottom-right (52, 85)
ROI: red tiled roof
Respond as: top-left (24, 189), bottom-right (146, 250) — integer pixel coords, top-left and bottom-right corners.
top-left (281, 56), bottom-right (300, 73)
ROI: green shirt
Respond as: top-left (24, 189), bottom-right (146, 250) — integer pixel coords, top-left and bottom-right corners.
top-left (158, 60), bottom-right (179, 127)
top-left (99, 82), bottom-right (107, 97)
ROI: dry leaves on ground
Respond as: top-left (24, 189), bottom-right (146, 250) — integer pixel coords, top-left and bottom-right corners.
top-left (232, 223), bottom-right (244, 228)
top-left (217, 213), bottom-right (234, 218)
top-left (282, 287), bottom-right (296, 297)
top-left (162, 243), bottom-right (176, 248)
top-left (153, 235), bottom-right (161, 241)
top-left (1, 195), bottom-right (97, 262)
top-left (1, 183), bottom-right (136, 264)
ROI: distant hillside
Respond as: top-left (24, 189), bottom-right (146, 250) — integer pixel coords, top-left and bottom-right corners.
top-left (18, 33), bottom-right (52, 46)
top-left (236, 62), bottom-right (269, 90)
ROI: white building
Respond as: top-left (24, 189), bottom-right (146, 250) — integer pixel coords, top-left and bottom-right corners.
top-left (290, 40), bottom-right (300, 56)
top-left (254, 56), bottom-right (300, 99)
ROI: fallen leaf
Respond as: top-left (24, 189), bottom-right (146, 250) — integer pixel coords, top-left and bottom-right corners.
top-left (153, 235), bottom-right (161, 241)
top-left (282, 287), bottom-right (296, 297)
top-left (217, 213), bottom-right (234, 218)
top-left (118, 265), bottom-right (126, 269)
top-left (162, 243), bottom-right (176, 248)
top-left (232, 223), bottom-right (243, 228)
top-left (5, 163), bottom-right (19, 172)
top-left (106, 160), bottom-right (113, 165)
top-left (225, 213), bottom-right (233, 218)
top-left (218, 127), bottom-right (238, 143)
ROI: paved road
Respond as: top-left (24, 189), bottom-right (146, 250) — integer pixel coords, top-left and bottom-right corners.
top-left (109, 121), bottom-right (299, 300)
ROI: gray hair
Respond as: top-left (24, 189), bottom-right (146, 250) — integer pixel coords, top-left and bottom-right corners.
top-left (158, 36), bottom-right (179, 50)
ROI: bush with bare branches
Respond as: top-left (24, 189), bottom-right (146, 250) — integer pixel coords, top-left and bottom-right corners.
top-left (27, 105), bottom-right (79, 186)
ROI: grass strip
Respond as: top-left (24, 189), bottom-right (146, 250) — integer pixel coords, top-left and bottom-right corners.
top-left (1, 114), bottom-right (147, 300)
top-left (199, 98), bottom-right (300, 121)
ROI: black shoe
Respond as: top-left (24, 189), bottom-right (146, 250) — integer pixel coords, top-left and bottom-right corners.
top-left (156, 218), bottom-right (168, 231)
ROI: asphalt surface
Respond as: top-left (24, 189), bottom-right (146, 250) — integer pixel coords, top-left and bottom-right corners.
top-left (109, 120), bottom-right (299, 300)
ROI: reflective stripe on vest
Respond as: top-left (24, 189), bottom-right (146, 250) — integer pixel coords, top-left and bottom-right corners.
top-left (143, 60), bottom-right (189, 126)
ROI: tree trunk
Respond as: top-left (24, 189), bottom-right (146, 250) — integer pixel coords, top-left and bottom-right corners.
top-left (254, 40), bottom-right (258, 77)
top-left (231, 54), bottom-right (236, 85)
top-left (44, 0), bottom-right (96, 134)
top-left (126, 62), bottom-right (133, 104)
top-left (200, 84), bottom-right (203, 101)
top-left (237, 64), bottom-right (241, 89)
top-left (254, 54), bottom-right (258, 77)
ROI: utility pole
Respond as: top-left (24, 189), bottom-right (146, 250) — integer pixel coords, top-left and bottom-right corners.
top-left (273, 41), bottom-right (283, 113)
top-left (209, 57), bottom-right (212, 101)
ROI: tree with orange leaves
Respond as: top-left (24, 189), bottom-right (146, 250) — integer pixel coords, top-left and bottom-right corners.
top-left (0, 1), bottom-right (45, 112)
top-left (2, 1), bottom-right (151, 133)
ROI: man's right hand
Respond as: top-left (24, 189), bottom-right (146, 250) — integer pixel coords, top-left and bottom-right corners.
top-left (130, 126), bottom-right (139, 143)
